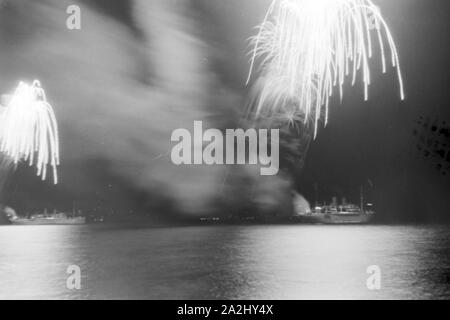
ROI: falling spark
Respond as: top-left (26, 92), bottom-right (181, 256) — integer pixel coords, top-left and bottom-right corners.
top-left (247, 0), bottom-right (405, 138)
top-left (0, 80), bottom-right (60, 184)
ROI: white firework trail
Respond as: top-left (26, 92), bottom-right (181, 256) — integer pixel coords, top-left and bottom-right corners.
top-left (0, 80), bottom-right (60, 184)
top-left (247, 0), bottom-right (405, 138)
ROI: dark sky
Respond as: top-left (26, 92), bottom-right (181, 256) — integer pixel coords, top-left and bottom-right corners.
top-left (3, 0), bottom-right (450, 222)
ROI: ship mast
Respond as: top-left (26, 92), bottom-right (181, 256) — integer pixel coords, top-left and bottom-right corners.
top-left (314, 183), bottom-right (318, 207)
top-left (360, 185), bottom-right (364, 213)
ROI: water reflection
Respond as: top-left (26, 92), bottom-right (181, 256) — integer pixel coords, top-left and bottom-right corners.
top-left (0, 225), bottom-right (449, 299)
top-left (0, 226), bottom-right (84, 299)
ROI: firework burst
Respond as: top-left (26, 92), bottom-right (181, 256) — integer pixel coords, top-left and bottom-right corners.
top-left (247, 0), bottom-right (404, 137)
top-left (0, 80), bottom-right (59, 184)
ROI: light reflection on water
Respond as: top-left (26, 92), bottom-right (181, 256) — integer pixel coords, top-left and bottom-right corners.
top-left (0, 225), bottom-right (449, 299)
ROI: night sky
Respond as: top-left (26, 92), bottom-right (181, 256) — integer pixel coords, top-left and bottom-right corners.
top-left (300, 0), bottom-right (450, 222)
top-left (2, 0), bottom-right (450, 222)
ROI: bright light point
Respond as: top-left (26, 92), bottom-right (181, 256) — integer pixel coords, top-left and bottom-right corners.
top-left (0, 80), bottom-right (60, 184)
top-left (247, 0), bottom-right (405, 137)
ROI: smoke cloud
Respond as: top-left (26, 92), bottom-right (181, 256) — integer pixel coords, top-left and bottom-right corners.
top-left (0, 0), bottom-right (294, 219)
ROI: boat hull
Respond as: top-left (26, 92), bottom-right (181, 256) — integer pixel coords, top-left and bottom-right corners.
top-left (316, 212), bottom-right (374, 225)
top-left (291, 215), bottom-right (322, 224)
top-left (11, 217), bottom-right (86, 225)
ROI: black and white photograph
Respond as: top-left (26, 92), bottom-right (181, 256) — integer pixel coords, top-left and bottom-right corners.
top-left (0, 0), bottom-right (449, 305)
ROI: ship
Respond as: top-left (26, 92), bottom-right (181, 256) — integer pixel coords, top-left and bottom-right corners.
top-left (9, 213), bottom-right (86, 225)
top-left (293, 185), bottom-right (375, 225)
top-left (313, 204), bottom-right (375, 225)
top-left (314, 185), bottom-right (375, 224)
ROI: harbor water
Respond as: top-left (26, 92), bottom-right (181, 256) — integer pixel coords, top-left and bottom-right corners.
top-left (0, 224), bottom-right (449, 299)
